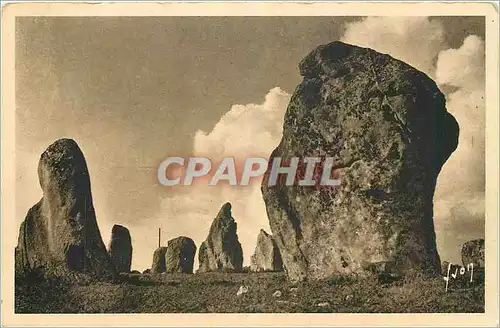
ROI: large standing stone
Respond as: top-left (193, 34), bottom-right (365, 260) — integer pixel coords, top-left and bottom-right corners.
top-left (250, 229), bottom-right (283, 272)
top-left (261, 41), bottom-right (459, 282)
top-left (165, 236), bottom-right (197, 273)
top-left (108, 224), bottom-right (132, 273)
top-left (461, 239), bottom-right (484, 268)
top-left (15, 139), bottom-right (116, 279)
top-left (151, 246), bottom-right (168, 273)
top-left (198, 203), bottom-right (243, 272)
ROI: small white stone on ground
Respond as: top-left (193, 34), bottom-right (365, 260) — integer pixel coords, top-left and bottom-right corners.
top-left (236, 285), bottom-right (248, 296)
top-left (272, 290), bottom-right (282, 297)
top-left (317, 302), bottom-right (330, 307)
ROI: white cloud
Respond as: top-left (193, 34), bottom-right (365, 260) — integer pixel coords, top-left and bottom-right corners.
top-left (142, 87), bottom-right (290, 271)
top-left (434, 36), bottom-right (485, 262)
top-left (342, 17), bottom-right (448, 76)
top-left (436, 35), bottom-right (485, 90)
top-left (194, 87), bottom-right (289, 158)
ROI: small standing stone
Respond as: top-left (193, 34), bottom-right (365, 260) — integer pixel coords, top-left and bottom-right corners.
top-left (165, 236), bottom-right (197, 274)
top-left (151, 246), bottom-right (168, 273)
top-left (108, 224), bottom-right (133, 273)
top-left (198, 203), bottom-right (243, 273)
top-left (461, 239), bottom-right (485, 268)
top-left (250, 229), bottom-right (283, 272)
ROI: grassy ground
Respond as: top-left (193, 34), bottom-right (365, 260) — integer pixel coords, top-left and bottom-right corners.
top-left (15, 271), bottom-right (484, 313)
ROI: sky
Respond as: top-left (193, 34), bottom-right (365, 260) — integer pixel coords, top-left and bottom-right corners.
top-left (15, 16), bottom-right (485, 271)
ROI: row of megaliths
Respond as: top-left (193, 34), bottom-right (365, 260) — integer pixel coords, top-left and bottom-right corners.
top-left (12, 137), bottom-right (282, 279)
top-left (148, 203), bottom-right (284, 274)
top-left (12, 138), bottom-right (198, 278)
top-left (19, 38), bottom-right (465, 283)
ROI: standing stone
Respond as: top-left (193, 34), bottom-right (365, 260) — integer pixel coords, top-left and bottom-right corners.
top-left (261, 41), bottom-right (459, 282)
top-left (108, 224), bottom-right (132, 273)
top-left (151, 246), bottom-right (168, 273)
top-left (15, 139), bottom-right (116, 279)
top-left (461, 239), bottom-right (485, 268)
top-left (165, 236), bottom-right (197, 274)
top-left (198, 203), bottom-right (243, 272)
top-left (250, 229), bottom-right (283, 272)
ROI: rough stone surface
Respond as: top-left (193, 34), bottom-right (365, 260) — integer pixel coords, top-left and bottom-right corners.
top-left (151, 247), bottom-right (168, 273)
top-left (108, 224), bottom-right (132, 273)
top-left (15, 139), bottom-right (116, 279)
top-left (261, 41), bottom-right (459, 282)
top-left (165, 236), bottom-right (197, 274)
top-left (198, 203), bottom-right (244, 272)
top-left (250, 229), bottom-right (283, 272)
top-left (461, 239), bottom-right (484, 268)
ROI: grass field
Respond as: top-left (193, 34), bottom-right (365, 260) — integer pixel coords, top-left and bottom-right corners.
top-left (15, 271), bottom-right (484, 313)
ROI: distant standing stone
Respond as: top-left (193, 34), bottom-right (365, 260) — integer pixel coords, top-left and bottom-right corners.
top-left (165, 236), bottom-right (197, 274)
top-left (461, 239), bottom-right (485, 268)
top-left (198, 203), bottom-right (244, 273)
top-left (151, 246), bottom-right (168, 273)
top-left (108, 224), bottom-right (132, 273)
top-left (250, 229), bottom-right (283, 272)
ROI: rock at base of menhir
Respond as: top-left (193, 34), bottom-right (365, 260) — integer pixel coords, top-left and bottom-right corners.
top-left (261, 41), bottom-right (459, 282)
top-left (151, 246), bottom-right (168, 273)
top-left (108, 224), bottom-right (132, 273)
top-left (250, 229), bottom-right (283, 272)
top-left (15, 139), bottom-right (116, 279)
top-left (198, 203), bottom-right (243, 273)
top-left (461, 238), bottom-right (484, 268)
top-left (165, 236), bottom-right (196, 274)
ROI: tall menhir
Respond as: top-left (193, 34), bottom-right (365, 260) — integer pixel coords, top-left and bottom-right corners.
top-left (261, 41), bottom-right (459, 282)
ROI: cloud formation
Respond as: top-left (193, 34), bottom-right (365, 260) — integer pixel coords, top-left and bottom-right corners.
top-left (194, 87), bottom-right (290, 158)
top-left (136, 87), bottom-right (290, 270)
top-left (434, 35), bottom-right (485, 262)
top-left (342, 17), bottom-right (448, 76)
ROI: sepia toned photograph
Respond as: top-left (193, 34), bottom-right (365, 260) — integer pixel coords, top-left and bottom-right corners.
top-left (1, 2), bottom-right (499, 327)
